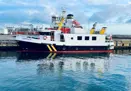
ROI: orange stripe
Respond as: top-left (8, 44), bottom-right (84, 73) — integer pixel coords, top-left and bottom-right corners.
top-left (53, 50), bottom-right (113, 54)
top-left (17, 50), bottom-right (113, 53)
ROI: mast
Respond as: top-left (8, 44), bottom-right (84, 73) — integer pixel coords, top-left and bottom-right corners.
top-left (57, 10), bottom-right (66, 30)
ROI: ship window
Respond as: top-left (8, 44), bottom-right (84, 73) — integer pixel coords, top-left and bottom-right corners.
top-left (71, 37), bottom-right (73, 40)
top-left (32, 37), bottom-right (39, 39)
top-left (92, 36), bottom-right (97, 40)
top-left (77, 36), bottom-right (82, 40)
top-left (27, 36), bottom-right (31, 38)
top-left (39, 32), bottom-right (50, 36)
top-left (85, 36), bottom-right (89, 40)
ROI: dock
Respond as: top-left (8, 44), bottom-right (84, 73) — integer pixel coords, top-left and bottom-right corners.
top-left (0, 35), bottom-right (18, 51)
top-left (112, 35), bottom-right (131, 50)
top-left (0, 34), bottom-right (131, 51)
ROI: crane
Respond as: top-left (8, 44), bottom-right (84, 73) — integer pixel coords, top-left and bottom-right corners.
top-left (57, 10), bottom-right (66, 30)
top-left (90, 22), bottom-right (97, 34)
top-left (99, 27), bottom-right (107, 34)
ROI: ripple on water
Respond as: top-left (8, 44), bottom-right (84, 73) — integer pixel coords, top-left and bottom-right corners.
top-left (0, 52), bottom-right (131, 91)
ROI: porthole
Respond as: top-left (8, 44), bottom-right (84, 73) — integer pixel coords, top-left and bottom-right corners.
top-left (71, 37), bottom-right (73, 40)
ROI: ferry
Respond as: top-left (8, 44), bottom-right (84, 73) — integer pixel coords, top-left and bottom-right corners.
top-left (15, 10), bottom-right (114, 53)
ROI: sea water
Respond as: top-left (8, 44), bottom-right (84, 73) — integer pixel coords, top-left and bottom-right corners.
top-left (0, 50), bottom-right (131, 91)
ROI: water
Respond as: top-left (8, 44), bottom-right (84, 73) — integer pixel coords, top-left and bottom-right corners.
top-left (0, 50), bottom-right (131, 91)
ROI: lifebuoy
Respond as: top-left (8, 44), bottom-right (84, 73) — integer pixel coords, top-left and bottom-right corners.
top-left (43, 36), bottom-right (47, 40)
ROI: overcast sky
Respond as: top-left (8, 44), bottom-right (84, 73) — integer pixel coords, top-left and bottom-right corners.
top-left (0, 0), bottom-right (131, 34)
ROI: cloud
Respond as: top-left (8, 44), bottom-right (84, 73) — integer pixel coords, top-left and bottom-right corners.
top-left (128, 1), bottom-right (131, 4)
top-left (84, 0), bottom-right (130, 5)
top-left (89, 4), bottom-right (131, 23)
top-left (85, 0), bottom-right (111, 5)
top-left (0, 0), bottom-right (130, 24)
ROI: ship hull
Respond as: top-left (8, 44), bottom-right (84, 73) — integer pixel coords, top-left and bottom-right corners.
top-left (17, 41), bottom-right (113, 53)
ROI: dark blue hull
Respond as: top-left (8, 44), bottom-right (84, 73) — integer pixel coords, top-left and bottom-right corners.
top-left (17, 41), bottom-right (112, 53)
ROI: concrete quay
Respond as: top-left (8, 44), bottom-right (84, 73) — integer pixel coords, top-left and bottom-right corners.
top-left (112, 35), bottom-right (131, 49)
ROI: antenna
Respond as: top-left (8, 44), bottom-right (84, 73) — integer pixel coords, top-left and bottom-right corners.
top-left (61, 7), bottom-right (66, 17)
top-left (93, 22), bottom-right (97, 29)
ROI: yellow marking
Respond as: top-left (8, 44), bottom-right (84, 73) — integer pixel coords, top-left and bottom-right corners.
top-left (98, 68), bottom-right (103, 73)
top-left (51, 45), bottom-right (57, 52)
top-left (51, 53), bottom-right (57, 59)
top-left (58, 17), bottom-right (65, 30)
top-left (47, 45), bottom-right (53, 52)
top-left (97, 68), bottom-right (103, 78)
top-left (46, 53), bottom-right (53, 59)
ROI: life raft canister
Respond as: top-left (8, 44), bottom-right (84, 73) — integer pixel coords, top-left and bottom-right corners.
top-left (43, 36), bottom-right (47, 40)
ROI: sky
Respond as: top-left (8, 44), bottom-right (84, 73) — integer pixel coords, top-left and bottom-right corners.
top-left (0, 0), bottom-right (131, 34)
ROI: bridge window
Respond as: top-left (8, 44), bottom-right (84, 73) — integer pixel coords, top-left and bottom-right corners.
top-left (77, 36), bottom-right (82, 40)
top-left (32, 37), bottom-right (40, 39)
top-left (85, 36), bottom-right (89, 40)
top-left (92, 36), bottom-right (97, 41)
top-left (39, 32), bottom-right (50, 36)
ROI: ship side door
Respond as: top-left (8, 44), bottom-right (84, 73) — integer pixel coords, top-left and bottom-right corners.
top-left (60, 34), bottom-right (65, 42)
top-left (50, 31), bottom-right (54, 41)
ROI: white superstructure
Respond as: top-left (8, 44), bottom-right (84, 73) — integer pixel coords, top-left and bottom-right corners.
top-left (15, 10), bottom-right (114, 53)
